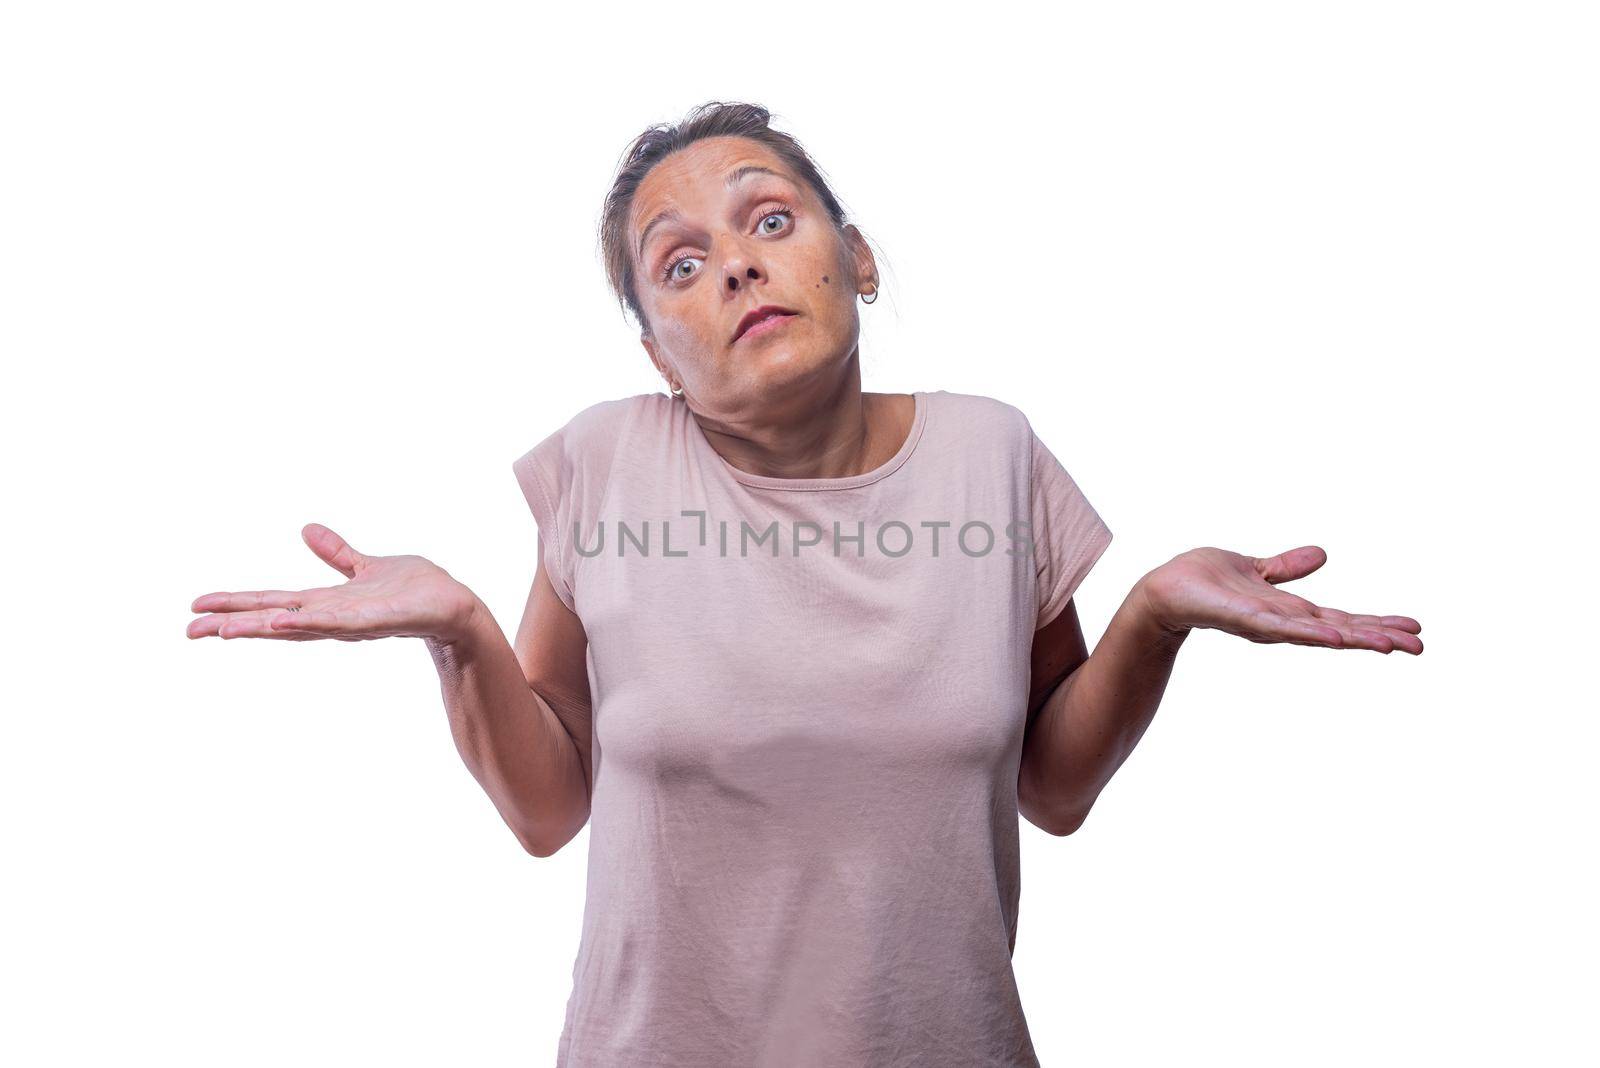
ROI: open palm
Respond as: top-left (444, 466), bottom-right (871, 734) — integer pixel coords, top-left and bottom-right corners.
top-left (1140, 545), bottom-right (1423, 654)
top-left (186, 523), bottom-right (477, 643)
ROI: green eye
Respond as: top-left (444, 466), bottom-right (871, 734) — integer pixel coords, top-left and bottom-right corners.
top-left (759, 211), bottom-right (792, 234)
top-left (666, 256), bottom-right (703, 281)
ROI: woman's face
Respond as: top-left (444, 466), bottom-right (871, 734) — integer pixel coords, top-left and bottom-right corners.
top-left (629, 136), bottom-right (876, 415)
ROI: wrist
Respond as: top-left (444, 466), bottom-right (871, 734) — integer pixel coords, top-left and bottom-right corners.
top-left (1128, 572), bottom-right (1193, 642)
top-left (428, 586), bottom-right (492, 650)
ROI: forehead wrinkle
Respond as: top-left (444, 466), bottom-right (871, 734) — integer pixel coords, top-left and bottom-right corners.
top-left (634, 160), bottom-right (801, 262)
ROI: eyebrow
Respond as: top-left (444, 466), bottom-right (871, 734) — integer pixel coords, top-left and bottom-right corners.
top-left (636, 209), bottom-right (682, 262)
top-left (723, 164), bottom-right (786, 188)
top-left (635, 165), bottom-right (796, 261)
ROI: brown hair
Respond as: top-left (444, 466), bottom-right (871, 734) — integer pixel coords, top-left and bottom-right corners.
top-left (598, 101), bottom-right (860, 337)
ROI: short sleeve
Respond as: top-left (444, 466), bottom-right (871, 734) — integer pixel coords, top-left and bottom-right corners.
top-left (512, 433), bottom-right (579, 613)
top-left (511, 396), bottom-right (641, 615)
top-left (1027, 422), bottom-right (1113, 630)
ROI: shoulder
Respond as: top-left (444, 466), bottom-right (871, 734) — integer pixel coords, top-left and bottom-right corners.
top-left (534, 392), bottom-right (657, 457)
top-left (511, 392), bottom-right (663, 514)
top-left (516, 392), bottom-right (660, 472)
top-left (925, 389), bottom-right (1034, 450)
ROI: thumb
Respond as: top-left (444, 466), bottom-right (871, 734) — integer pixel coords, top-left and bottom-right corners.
top-left (1253, 544), bottom-right (1327, 584)
top-left (302, 522), bottom-right (365, 578)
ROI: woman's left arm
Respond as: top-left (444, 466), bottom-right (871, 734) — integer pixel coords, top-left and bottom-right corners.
top-left (1018, 544), bottom-right (1423, 836)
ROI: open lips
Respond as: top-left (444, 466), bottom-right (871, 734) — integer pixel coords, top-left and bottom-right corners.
top-left (731, 305), bottom-right (799, 344)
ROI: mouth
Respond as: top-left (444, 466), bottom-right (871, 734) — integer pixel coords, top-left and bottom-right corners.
top-left (731, 305), bottom-right (800, 344)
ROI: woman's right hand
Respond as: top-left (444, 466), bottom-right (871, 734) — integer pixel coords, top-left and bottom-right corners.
top-left (186, 523), bottom-right (482, 644)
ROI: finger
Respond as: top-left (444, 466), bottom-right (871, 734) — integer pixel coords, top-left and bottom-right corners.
top-left (1243, 604), bottom-right (1405, 653)
top-left (190, 589), bottom-right (315, 614)
top-left (1316, 621), bottom-right (1421, 654)
top-left (1310, 607), bottom-right (1423, 652)
top-left (1267, 608), bottom-right (1388, 652)
top-left (266, 606), bottom-right (378, 636)
top-left (1342, 625), bottom-right (1397, 653)
top-left (1253, 545), bottom-right (1328, 585)
top-left (302, 523), bottom-right (364, 578)
top-left (187, 613), bottom-right (227, 639)
top-left (1364, 626), bottom-right (1423, 655)
top-left (1241, 608), bottom-right (1347, 647)
top-left (189, 609), bottom-right (321, 640)
top-left (1311, 606), bottom-right (1422, 634)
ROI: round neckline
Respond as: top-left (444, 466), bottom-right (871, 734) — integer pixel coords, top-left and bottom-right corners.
top-left (682, 391), bottom-right (929, 492)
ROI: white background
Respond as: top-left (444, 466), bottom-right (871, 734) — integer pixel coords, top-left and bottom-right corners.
top-left (4, 2), bottom-right (1595, 1064)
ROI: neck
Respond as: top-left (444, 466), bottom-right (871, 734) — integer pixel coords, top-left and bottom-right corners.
top-left (690, 353), bottom-right (898, 481)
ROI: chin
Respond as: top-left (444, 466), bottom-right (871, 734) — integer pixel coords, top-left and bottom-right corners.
top-left (738, 343), bottom-right (847, 396)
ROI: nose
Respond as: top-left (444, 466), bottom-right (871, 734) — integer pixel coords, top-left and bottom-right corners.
top-left (720, 247), bottom-right (765, 297)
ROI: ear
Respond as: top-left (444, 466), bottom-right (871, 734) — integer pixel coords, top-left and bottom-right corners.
top-left (842, 223), bottom-right (878, 292)
top-left (640, 333), bottom-right (675, 390)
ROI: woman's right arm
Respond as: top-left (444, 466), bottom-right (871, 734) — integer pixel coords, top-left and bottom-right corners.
top-left (428, 535), bottom-right (594, 857)
top-left (187, 522), bottom-right (593, 858)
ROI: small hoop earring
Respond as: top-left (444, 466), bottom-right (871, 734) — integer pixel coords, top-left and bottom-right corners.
top-left (670, 383), bottom-right (683, 397)
top-left (860, 284), bottom-right (878, 305)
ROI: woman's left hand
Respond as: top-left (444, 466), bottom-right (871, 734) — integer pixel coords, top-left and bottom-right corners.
top-left (1136, 545), bottom-right (1423, 654)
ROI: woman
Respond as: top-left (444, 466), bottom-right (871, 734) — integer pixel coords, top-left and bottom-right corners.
top-left (187, 101), bottom-right (1422, 1066)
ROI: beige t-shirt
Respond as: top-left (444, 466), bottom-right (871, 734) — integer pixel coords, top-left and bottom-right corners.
top-left (513, 389), bottom-right (1112, 1067)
